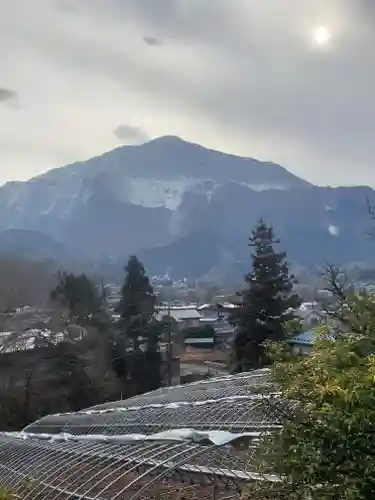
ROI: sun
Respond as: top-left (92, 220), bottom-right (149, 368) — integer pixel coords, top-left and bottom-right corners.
top-left (312, 26), bottom-right (331, 46)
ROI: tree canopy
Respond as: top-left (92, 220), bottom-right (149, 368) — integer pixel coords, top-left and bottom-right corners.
top-left (113, 256), bottom-right (162, 394)
top-left (247, 287), bottom-right (375, 500)
top-left (0, 260), bottom-right (163, 431)
top-left (230, 219), bottom-right (301, 371)
top-left (50, 272), bottom-right (105, 326)
top-left (116, 255), bottom-right (156, 350)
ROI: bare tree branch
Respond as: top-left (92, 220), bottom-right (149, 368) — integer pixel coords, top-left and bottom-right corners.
top-left (322, 262), bottom-right (348, 302)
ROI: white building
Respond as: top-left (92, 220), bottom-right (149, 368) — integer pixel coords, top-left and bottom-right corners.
top-left (296, 302), bottom-right (322, 327)
top-left (156, 306), bottom-right (203, 331)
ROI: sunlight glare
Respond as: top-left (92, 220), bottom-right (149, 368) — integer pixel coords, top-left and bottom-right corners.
top-left (312, 26), bottom-right (331, 47)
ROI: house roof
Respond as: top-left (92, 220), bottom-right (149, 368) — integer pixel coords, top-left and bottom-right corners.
top-left (197, 302), bottom-right (237, 311)
top-left (290, 329), bottom-right (335, 346)
top-left (0, 369), bottom-right (279, 499)
top-left (290, 330), bottom-right (317, 346)
top-left (184, 337), bottom-right (215, 344)
top-left (156, 308), bottom-right (203, 321)
top-left (170, 309), bottom-right (203, 321)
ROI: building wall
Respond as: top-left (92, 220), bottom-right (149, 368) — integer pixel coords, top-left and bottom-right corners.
top-left (185, 318), bottom-right (201, 328)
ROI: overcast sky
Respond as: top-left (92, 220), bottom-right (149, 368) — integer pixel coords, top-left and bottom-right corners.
top-left (1, 0), bottom-right (375, 186)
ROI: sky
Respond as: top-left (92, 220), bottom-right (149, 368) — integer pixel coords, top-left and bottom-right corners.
top-left (1, 0), bottom-right (375, 187)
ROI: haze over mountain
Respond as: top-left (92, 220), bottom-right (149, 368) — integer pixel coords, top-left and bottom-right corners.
top-left (0, 136), bottom-right (373, 279)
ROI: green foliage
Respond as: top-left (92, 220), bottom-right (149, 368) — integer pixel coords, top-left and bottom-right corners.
top-left (116, 256), bottom-right (156, 350)
top-left (0, 257), bottom-right (164, 431)
top-left (51, 271), bottom-right (106, 327)
top-left (248, 291), bottom-right (375, 500)
top-left (47, 342), bottom-right (97, 411)
top-left (230, 219), bottom-right (301, 371)
top-left (0, 477), bottom-right (38, 498)
top-left (113, 256), bottom-right (162, 395)
top-left (48, 271), bottom-right (119, 408)
top-left (0, 487), bottom-right (16, 499)
top-left (129, 348), bottom-right (162, 394)
top-left (0, 270), bottom-right (120, 430)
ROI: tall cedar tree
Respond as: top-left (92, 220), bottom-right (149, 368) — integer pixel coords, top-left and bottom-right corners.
top-left (230, 220), bottom-right (301, 371)
top-left (115, 256), bottom-right (162, 394)
top-left (116, 256), bottom-right (156, 351)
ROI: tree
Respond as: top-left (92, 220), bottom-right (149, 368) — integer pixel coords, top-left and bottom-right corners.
top-left (113, 256), bottom-right (163, 395)
top-left (47, 341), bottom-right (93, 411)
top-left (0, 369), bottom-right (39, 431)
top-left (50, 272), bottom-right (105, 328)
top-left (246, 289), bottom-right (375, 500)
top-left (116, 256), bottom-right (156, 351)
top-left (0, 271), bottom-right (121, 430)
top-left (49, 272), bottom-right (119, 409)
top-left (46, 335), bottom-right (119, 412)
top-left (230, 220), bottom-right (301, 371)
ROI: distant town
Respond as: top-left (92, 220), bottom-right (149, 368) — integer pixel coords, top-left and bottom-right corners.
top-left (1, 273), bottom-right (361, 384)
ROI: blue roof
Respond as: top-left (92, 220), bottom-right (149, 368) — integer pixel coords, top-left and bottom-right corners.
top-left (290, 329), bottom-right (334, 346)
top-left (290, 330), bottom-right (317, 345)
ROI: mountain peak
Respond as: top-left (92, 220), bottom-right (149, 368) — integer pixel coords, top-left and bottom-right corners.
top-left (0, 136), bottom-right (372, 279)
top-left (146, 135), bottom-right (185, 145)
top-left (141, 135), bottom-right (196, 152)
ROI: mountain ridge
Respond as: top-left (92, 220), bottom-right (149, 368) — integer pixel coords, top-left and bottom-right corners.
top-left (0, 136), bottom-right (373, 279)
top-left (4, 135), bottom-right (311, 188)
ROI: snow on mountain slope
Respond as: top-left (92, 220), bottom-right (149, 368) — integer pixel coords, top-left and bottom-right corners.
top-left (0, 136), bottom-right (374, 279)
top-left (124, 178), bottom-right (203, 209)
top-left (100, 175), bottom-right (289, 210)
top-left (0, 136), bottom-right (310, 220)
top-left (242, 183), bottom-right (288, 192)
top-left (124, 178), bottom-right (285, 210)
top-left (0, 135), bottom-right (320, 263)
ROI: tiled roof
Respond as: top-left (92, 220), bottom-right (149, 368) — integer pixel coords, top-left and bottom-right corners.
top-left (290, 330), bottom-right (317, 345)
top-left (156, 308), bottom-right (203, 321)
top-left (290, 329), bottom-right (335, 346)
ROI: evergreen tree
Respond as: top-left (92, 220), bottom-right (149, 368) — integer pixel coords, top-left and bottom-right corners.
top-left (46, 338), bottom-right (118, 413)
top-left (51, 272), bottom-right (113, 339)
top-left (49, 273), bottom-right (118, 409)
top-left (114, 256), bottom-right (162, 394)
top-left (230, 219), bottom-right (301, 371)
top-left (116, 256), bottom-right (156, 350)
top-left (48, 342), bottom-right (93, 411)
top-left (51, 272), bottom-right (104, 326)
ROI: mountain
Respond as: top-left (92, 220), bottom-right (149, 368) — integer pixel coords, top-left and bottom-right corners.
top-left (0, 229), bottom-right (70, 262)
top-left (0, 136), bottom-right (374, 279)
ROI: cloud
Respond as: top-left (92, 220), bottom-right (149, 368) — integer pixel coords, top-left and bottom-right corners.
top-left (113, 125), bottom-right (149, 144)
top-left (0, 0), bottom-right (375, 187)
top-left (0, 88), bottom-right (18, 104)
top-left (142, 36), bottom-right (163, 46)
top-left (56, 1), bottom-right (78, 13)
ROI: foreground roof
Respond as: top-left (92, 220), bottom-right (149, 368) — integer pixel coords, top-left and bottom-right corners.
top-left (0, 369), bottom-right (281, 499)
